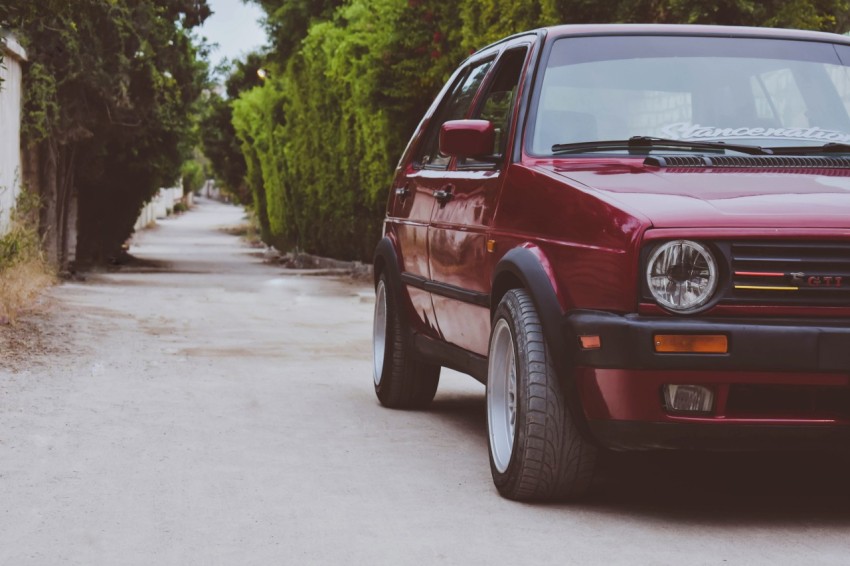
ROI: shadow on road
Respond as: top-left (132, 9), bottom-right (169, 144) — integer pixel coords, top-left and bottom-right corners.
top-left (589, 450), bottom-right (850, 524)
top-left (427, 391), bottom-right (850, 523)
top-left (429, 393), bottom-right (488, 442)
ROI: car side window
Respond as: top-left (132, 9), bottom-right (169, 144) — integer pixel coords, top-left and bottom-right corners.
top-left (461, 47), bottom-right (529, 167)
top-left (418, 59), bottom-right (494, 169)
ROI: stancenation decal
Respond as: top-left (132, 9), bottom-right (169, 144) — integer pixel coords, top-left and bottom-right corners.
top-left (660, 122), bottom-right (850, 144)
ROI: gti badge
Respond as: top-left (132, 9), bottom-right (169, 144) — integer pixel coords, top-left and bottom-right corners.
top-left (790, 272), bottom-right (843, 287)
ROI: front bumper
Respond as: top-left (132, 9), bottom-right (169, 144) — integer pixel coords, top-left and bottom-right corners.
top-left (589, 420), bottom-right (850, 451)
top-left (566, 311), bottom-right (850, 450)
top-left (566, 310), bottom-right (850, 373)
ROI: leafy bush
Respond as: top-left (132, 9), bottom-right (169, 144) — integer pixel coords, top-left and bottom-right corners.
top-left (231, 0), bottom-right (465, 261)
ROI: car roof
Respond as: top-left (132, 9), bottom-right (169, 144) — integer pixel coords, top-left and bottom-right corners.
top-left (543, 23), bottom-right (850, 44)
top-left (473, 23), bottom-right (850, 55)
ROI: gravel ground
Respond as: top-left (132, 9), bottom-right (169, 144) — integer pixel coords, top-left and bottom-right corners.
top-left (1, 197), bottom-right (850, 565)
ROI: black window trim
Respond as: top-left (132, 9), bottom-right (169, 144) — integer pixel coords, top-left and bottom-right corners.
top-left (523, 30), bottom-right (850, 160)
top-left (455, 41), bottom-right (536, 172)
top-left (412, 54), bottom-right (499, 171)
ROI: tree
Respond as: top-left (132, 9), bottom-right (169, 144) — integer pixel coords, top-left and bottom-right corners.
top-left (2, 0), bottom-right (210, 266)
top-left (250, 0), bottom-right (344, 62)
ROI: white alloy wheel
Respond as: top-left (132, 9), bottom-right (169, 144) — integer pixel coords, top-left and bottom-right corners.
top-left (373, 279), bottom-right (388, 386)
top-left (487, 288), bottom-right (598, 501)
top-left (488, 318), bottom-right (517, 474)
top-left (371, 272), bottom-right (440, 409)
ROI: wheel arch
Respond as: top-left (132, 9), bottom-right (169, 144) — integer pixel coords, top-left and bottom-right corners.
top-left (373, 237), bottom-right (400, 289)
top-left (372, 236), bottom-right (415, 333)
top-left (491, 246), bottom-right (570, 337)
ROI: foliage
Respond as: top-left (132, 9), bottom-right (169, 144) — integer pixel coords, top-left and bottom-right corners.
top-left (231, 0), bottom-right (468, 260)
top-left (19, 62), bottom-right (60, 144)
top-left (252, 0), bottom-right (344, 61)
top-left (197, 56), bottom-right (266, 205)
top-left (2, 0), bottom-right (210, 266)
top-left (0, 191), bottom-right (42, 269)
top-left (181, 159), bottom-right (205, 195)
top-left (223, 0), bottom-right (850, 261)
top-left (224, 51), bottom-right (270, 98)
top-left (232, 83), bottom-right (283, 246)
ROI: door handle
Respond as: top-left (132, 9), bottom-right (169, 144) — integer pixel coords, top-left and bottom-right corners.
top-left (395, 184), bottom-right (410, 199)
top-left (434, 185), bottom-right (454, 204)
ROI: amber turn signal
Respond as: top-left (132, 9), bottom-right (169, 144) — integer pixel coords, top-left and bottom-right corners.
top-left (654, 334), bottom-right (728, 353)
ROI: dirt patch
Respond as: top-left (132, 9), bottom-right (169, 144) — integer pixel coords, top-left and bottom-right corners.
top-left (0, 302), bottom-right (74, 372)
top-left (177, 346), bottom-right (290, 358)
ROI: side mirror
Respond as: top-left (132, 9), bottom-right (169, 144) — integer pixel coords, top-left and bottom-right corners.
top-left (439, 120), bottom-right (497, 160)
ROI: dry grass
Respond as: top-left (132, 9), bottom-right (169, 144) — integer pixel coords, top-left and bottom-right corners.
top-left (0, 191), bottom-right (56, 325)
top-left (221, 218), bottom-right (263, 247)
top-left (0, 258), bottom-right (55, 324)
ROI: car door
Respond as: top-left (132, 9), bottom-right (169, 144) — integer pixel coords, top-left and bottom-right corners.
top-left (390, 58), bottom-right (494, 336)
top-left (428, 43), bottom-right (533, 355)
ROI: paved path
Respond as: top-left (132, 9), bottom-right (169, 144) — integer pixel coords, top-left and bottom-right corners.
top-left (1, 198), bottom-right (849, 565)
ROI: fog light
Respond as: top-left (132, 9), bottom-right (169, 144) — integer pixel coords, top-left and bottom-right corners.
top-left (663, 384), bottom-right (714, 413)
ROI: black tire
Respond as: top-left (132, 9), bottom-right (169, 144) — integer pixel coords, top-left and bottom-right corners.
top-left (486, 289), bottom-right (597, 501)
top-left (372, 272), bottom-right (440, 409)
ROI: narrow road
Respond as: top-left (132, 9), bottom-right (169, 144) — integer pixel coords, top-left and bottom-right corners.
top-left (1, 198), bottom-right (849, 565)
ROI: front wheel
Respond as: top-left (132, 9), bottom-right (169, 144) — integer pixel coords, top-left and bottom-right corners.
top-left (372, 272), bottom-right (440, 409)
top-left (487, 289), bottom-right (597, 501)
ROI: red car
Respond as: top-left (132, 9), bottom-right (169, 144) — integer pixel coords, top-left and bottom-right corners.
top-left (371, 24), bottom-right (850, 501)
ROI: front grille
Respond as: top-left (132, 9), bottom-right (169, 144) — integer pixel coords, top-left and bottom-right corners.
top-left (728, 241), bottom-right (850, 306)
top-left (726, 385), bottom-right (850, 420)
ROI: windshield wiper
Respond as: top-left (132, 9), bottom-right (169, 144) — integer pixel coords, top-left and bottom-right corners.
top-left (765, 142), bottom-right (850, 155)
top-left (551, 136), bottom-right (773, 156)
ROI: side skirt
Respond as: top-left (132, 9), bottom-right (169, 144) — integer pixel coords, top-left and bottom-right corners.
top-left (413, 334), bottom-right (488, 384)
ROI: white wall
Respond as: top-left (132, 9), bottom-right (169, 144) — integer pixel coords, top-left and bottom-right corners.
top-left (0, 35), bottom-right (27, 235)
top-left (134, 186), bottom-right (189, 231)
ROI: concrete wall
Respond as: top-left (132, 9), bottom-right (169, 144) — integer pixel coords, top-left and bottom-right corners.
top-left (134, 186), bottom-right (191, 231)
top-left (0, 35), bottom-right (27, 235)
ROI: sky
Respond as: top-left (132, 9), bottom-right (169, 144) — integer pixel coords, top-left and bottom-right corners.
top-left (198, 0), bottom-right (267, 71)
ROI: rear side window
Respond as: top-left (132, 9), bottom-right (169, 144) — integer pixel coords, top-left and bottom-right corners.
top-left (417, 59), bottom-right (493, 169)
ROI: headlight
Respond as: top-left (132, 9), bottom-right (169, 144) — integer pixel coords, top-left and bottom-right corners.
top-left (646, 240), bottom-right (718, 313)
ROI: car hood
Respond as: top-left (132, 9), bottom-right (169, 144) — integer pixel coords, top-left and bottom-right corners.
top-left (536, 159), bottom-right (850, 229)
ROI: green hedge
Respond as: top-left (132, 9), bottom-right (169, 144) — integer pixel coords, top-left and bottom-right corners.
top-left (232, 0), bottom-right (463, 260)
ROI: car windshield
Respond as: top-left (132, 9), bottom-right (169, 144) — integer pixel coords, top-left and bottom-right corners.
top-left (530, 34), bottom-right (850, 155)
